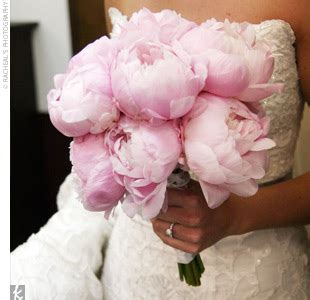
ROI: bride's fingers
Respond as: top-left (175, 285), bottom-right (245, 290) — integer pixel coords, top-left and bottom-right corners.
top-left (156, 206), bottom-right (206, 227)
top-left (156, 207), bottom-right (191, 226)
top-left (166, 187), bottom-right (206, 209)
top-left (152, 222), bottom-right (202, 254)
top-left (166, 188), bottom-right (186, 207)
top-left (151, 218), bottom-right (204, 246)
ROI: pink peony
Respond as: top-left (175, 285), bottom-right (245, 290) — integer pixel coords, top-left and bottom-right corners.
top-left (183, 93), bottom-right (275, 208)
top-left (70, 133), bottom-right (125, 219)
top-left (105, 117), bottom-right (182, 219)
top-left (47, 38), bottom-right (119, 137)
top-left (115, 7), bottom-right (196, 46)
top-left (179, 20), bottom-right (283, 101)
top-left (111, 41), bottom-right (203, 123)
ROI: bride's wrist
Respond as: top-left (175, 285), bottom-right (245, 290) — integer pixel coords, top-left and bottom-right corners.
top-left (221, 195), bottom-right (253, 237)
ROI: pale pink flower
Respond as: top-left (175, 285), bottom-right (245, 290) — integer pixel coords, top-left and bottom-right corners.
top-left (179, 20), bottom-right (283, 101)
top-left (111, 41), bottom-right (203, 123)
top-left (70, 133), bottom-right (125, 219)
top-left (105, 117), bottom-right (182, 219)
top-left (183, 93), bottom-right (275, 208)
top-left (47, 38), bottom-right (119, 137)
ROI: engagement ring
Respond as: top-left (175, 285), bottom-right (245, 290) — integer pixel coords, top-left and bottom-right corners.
top-left (165, 222), bottom-right (175, 238)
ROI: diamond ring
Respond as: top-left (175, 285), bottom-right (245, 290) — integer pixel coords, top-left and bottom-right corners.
top-left (165, 222), bottom-right (175, 238)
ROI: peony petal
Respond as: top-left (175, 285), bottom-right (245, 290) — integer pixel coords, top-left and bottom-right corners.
top-left (142, 181), bottom-right (167, 219)
top-left (235, 139), bottom-right (255, 155)
top-left (122, 194), bottom-right (140, 218)
top-left (49, 104), bottom-right (91, 137)
top-left (170, 96), bottom-right (196, 119)
top-left (185, 140), bottom-right (226, 184)
top-left (237, 83), bottom-right (284, 102)
top-left (200, 50), bottom-right (251, 97)
top-left (251, 138), bottom-right (276, 151)
top-left (245, 48), bottom-right (274, 84)
top-left (242, 151), bottom-right (268, 179)
top-left (199, 180), bottom-right (230, 209)
top-left (225, 179), bottom-right (258, 197)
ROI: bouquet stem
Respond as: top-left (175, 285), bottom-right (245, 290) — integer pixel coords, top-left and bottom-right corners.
top-left (177, 254), bottom-right (205, 286)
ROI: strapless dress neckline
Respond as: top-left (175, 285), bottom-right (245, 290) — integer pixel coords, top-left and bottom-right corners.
top-left (108, 7), bottom-right (296, 42)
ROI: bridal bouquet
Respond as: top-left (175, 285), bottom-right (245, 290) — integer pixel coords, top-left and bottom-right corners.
top-left (47, 8), bottom-right (282, 286)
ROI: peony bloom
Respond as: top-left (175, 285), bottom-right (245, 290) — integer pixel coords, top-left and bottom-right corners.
top-left (179, 20), bottom-right (283, 101)
top-left (115, 7), bottom-right (196, 46)
top-left (183, 93), bottom-right (275, 208)
top-left (70, 133), bottom-right (125, 219)
top-left (47, 38), bottom-right (119, 137)
top-left (105, 117), bottom-right (182, 219)
top-left (111, 41), bottom-right (203, 123)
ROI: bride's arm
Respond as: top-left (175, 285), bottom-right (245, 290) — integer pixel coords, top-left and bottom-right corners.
top-left (295, 3), bottom-right (310, 105)
top-left (229, 172), bottom-right (310, 234)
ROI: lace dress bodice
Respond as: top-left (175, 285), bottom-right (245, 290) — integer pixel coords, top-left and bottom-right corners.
top-left (256, 20), bottom-right (304, 183)
top-left (10, 8), bottom-right (309, 300)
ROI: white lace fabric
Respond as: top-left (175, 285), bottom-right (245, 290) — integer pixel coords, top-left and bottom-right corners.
top-left (11, 174), bottom-right (120, 300)
top-left (11, 8), bottom-right (309, 300)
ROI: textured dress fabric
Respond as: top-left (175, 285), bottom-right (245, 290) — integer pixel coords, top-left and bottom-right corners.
top-left (10, 8), bottom-right (310, 300)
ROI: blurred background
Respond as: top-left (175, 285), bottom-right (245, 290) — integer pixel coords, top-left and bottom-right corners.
top-left (10, 0), bottom-right (310, 251)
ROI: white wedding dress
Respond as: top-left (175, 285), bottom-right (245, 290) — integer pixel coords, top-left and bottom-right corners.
top-left (11, 8), bottom-right (310, 300)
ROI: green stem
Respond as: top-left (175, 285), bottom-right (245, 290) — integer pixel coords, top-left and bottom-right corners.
top-left (189, 261), bottom-right (199, 286)
top-left (184, 263), bottom-right (195, 286)
top-left (195, 258), bottom-right (203, 285)
top-left (191, 258), bottom-right (201, 286)
top-left (177, 263), bottom-right (184, 281)
top-left (195, 254), bottom-right (205, 274)
top-left (177, 255), bottom-right (205, 287)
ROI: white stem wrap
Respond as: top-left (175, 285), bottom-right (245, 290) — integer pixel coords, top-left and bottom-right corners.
top-left (175, 249), bottom-right (195, 264)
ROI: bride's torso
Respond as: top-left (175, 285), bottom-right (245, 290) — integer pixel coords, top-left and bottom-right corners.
top-left (101, 4), bottom-right (309, 300)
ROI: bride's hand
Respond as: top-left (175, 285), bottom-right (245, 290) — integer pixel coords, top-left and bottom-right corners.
top-left (150, 180), bottom-right (239, 255)
top-left (151, 172), bottom-right (310, 254)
